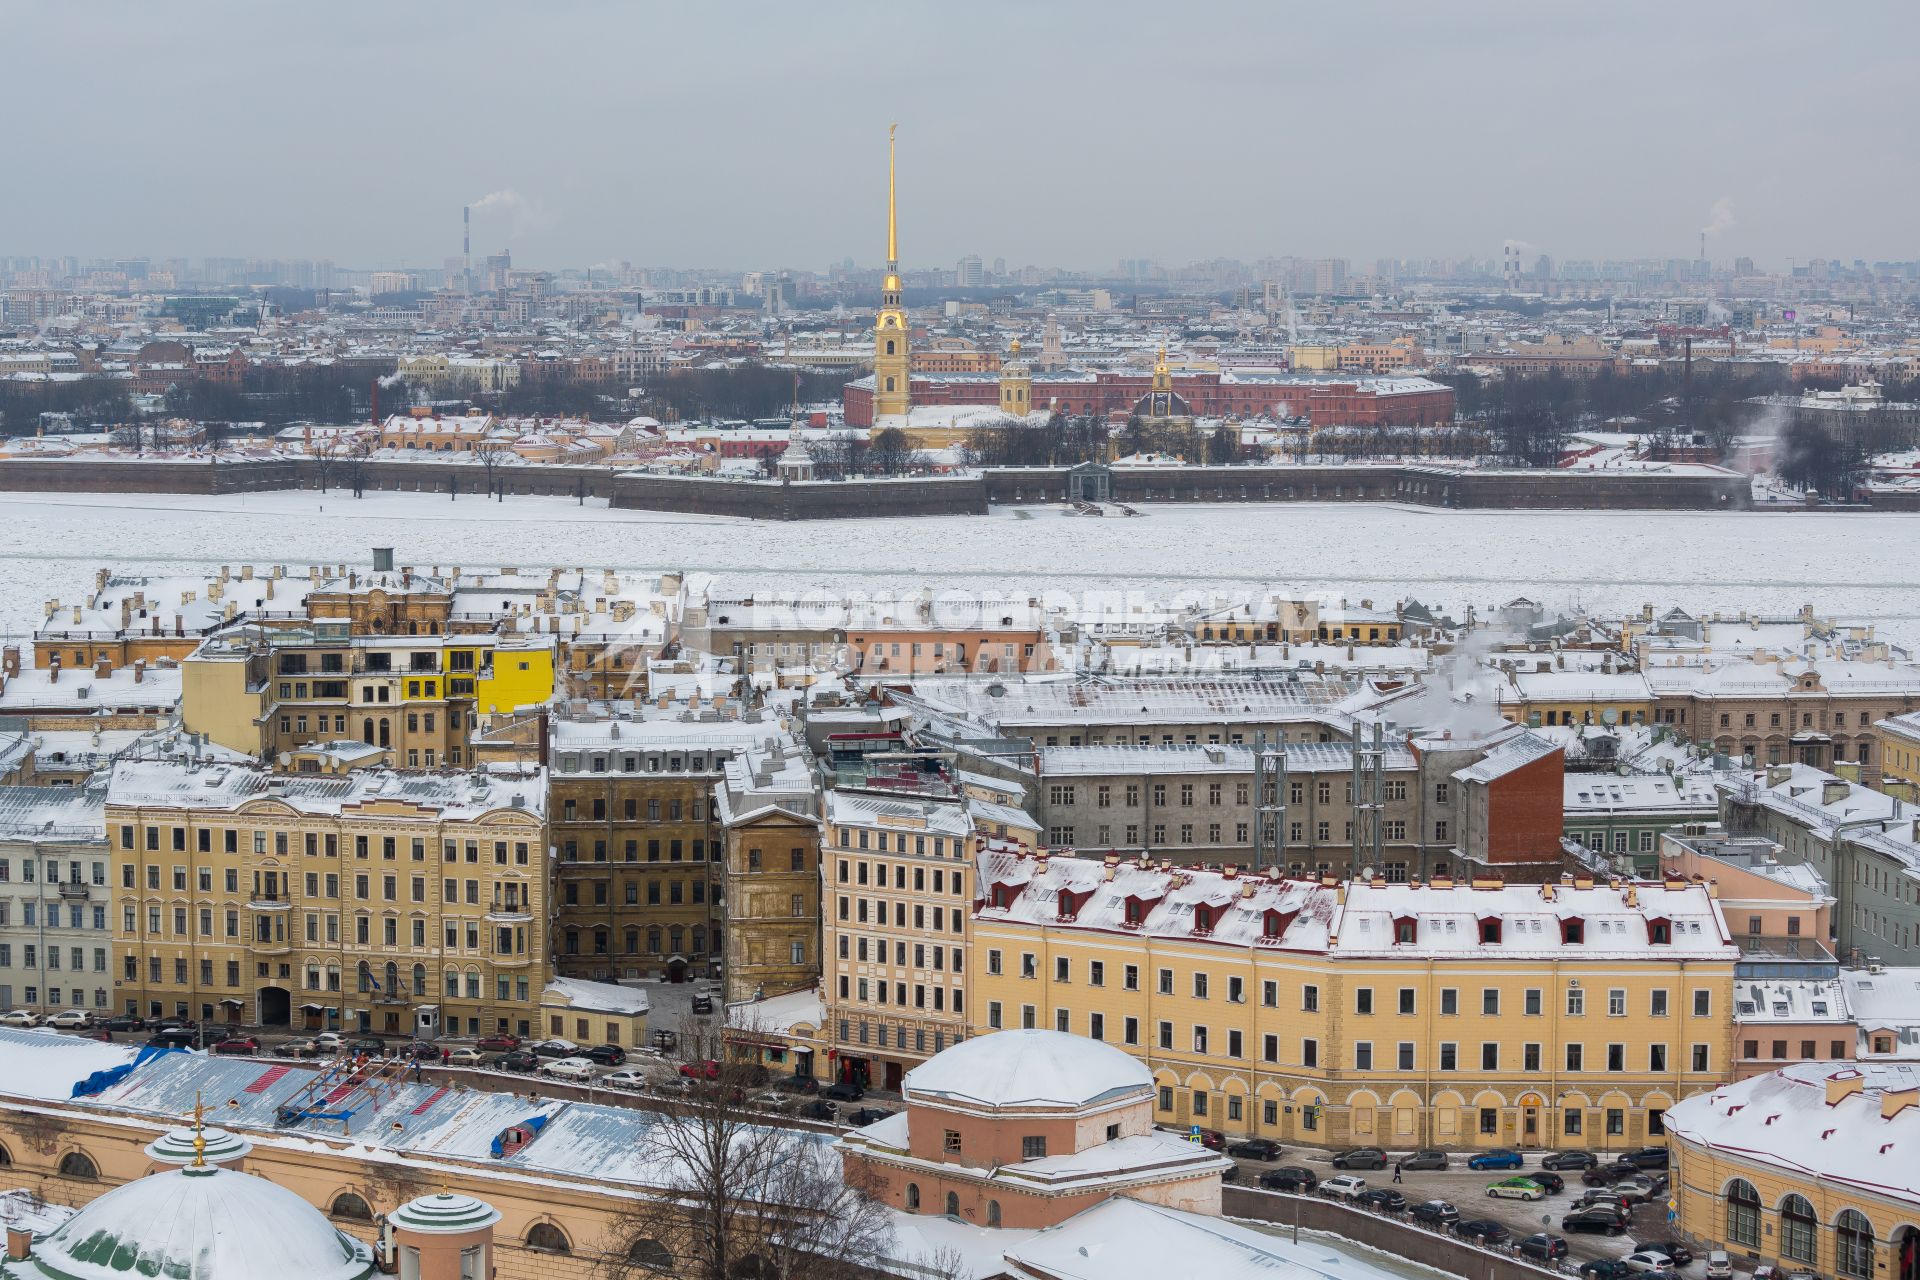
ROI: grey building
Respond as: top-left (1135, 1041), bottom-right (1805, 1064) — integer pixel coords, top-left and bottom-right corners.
top-left (0, 783), bottom-right (113, 1016)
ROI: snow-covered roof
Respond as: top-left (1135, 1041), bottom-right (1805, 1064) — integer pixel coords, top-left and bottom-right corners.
top-left (105, 759), bottom-right (547, 821)
top-left (1732, 978), bottom-right (1849, 1024)
top-left (1451, 729), bottom-right (1560, 784)
top-left (541, 977), bottom-right (649, 1017)
top-left (903, 1029), bottom-right (1152, 1113)
top-left (1332, 878), bottom-right (1736, 960)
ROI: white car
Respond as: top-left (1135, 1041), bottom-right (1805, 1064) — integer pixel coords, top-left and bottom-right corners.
top-left (45, 1009), bottom-right (94, 1029)
top-left (539, 1056), bottom-right (596, 1082)
top-left (0, 1010), bottom-right (40, 1028)
top-left (1320, 1175), bottom-right (1369, 1200)
top-left (1625, 1253), bottom-right (1675, 1274)
top-left (313, 1032), bottom-right (345, 1052)
top-left (601, 1069), bottom-right (648, 1091)
top-left (444, 1047), bottom-right (485, 1067)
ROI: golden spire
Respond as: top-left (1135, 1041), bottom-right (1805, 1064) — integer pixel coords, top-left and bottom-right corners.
top-left (886, 123), bottom-right (899, 268)
top-left (191, 1090), bottom-right (208, 1167)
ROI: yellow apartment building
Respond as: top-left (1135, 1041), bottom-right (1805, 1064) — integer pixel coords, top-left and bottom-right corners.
top-left (969, 851), bottom-right (1737, 1150)
top-left (1877, 711), bottom-right (1920, 793)
top-left (106, 757), bottom-right (549, 1039)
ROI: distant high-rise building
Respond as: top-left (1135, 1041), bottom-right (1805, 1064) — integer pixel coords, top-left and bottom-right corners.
top-left (956, 255), bottom-right (984, 288)
top-left (1502, 241), bottom-right (1521, 292)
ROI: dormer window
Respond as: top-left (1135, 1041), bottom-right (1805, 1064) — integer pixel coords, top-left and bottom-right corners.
top-left (1561, 917), bottom-right (1585, 945)
top-left (1194, 903), bottom-right (1217, 934)
top-left (1479, 916), bottom-right (1502, 945)
top-left (989, 882), bottom-right (1020, 910)
top-left (1648, 917), bottom-right (1672, 945)
top-left (1057, 889), bottom-right (1082, 921)
top-left (1392, 914), bottom-right (1418, 945)
top-left (1263, 908), bottom-right (1297, 940)
top-left (1124, 896), bottom-right (1147, 925)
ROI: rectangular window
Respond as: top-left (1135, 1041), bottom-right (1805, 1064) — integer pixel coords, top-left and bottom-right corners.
top-left (1354, 1042), bottom-right (1373, 1071)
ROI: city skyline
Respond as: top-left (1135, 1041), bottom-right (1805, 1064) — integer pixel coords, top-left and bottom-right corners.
top-left (11, 1), bottom-right (1918, 270)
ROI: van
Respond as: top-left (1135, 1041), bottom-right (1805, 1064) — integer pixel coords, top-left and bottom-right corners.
top-left (1705, 1252), bottom-right (1732, 1280)
top-left (147, 1027), bottom-right (200, 1050)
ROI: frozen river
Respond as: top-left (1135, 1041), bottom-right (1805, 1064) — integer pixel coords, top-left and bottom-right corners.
top-left (1, 490), bottom-right (1915, 647)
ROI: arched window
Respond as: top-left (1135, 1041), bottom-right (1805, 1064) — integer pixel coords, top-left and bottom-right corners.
top-left (57, 1151), bottom-right (95, 1180)
top-left (1725, 1179), bottom-right (1761, 1248)
top-left (905, 1183), bottom-right (919, 1210)
top-left (357, 961), bottom-right (373, 994)
top-left (944, 1192), bottom-right (959, 1217)
top-left (885, 340), bottom-right (896, 356)
top-left (0, 1143), bottom-right (11, 1167)
top-left (412, 963), bottom-right (428, 996)
top-left (527, 1223), bottom-right (570, 1255)
top-left (647, 927), bottom-right (662, 954)
top-left (624, 928), bottom-right (639, 954)
top-left (885, 377), bottom-right (896, 392)
top-left (1780, 1194), bottom-right (1818, 1263)
top-left (362, 718), bottom-right (376, 745)
top-left (669, 926), bottom-right (684, 954)
top-left (987, 1200), bottom-right (1001, 1227)
top-left (692, 926), bottom-right (707, 954)
top-left (625, 1239), bottom-right (672, 1272)
top-left (330, 1192), bottom-right (373, 1221)
top-left (1836, 1209), bottom-right (1875, 1280)
top-left (384, 961), bottom-right (399, 991)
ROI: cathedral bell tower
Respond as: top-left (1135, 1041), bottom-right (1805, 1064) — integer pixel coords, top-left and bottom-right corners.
top-left (871, 124), bottom-right (912, 423)
top-left (998, 339), bottom-right (1032, 418)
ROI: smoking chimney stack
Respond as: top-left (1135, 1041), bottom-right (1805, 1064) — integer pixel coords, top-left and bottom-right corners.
top-left (463, 206), bottom-right (472, 292)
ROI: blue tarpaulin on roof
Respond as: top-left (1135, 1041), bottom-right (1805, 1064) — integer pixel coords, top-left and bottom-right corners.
top-left (489, 1113), bottom-right (548, 1158)
top-left (72, 1044), bottom-right (177, 1099)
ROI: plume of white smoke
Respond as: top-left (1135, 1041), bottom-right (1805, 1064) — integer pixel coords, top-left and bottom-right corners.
top-left (1701, 197), bottom-right (1735, 239)
top-left (377, 372), bottom-right (407, 389)
top-left (468, 189), bottom-right (545, 239)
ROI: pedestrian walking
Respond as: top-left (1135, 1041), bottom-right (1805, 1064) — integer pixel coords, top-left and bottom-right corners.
top-left (441, 1047), bottom-right (450, 1066)
top-left (1392, 1161), bottom-right (1403, 1184)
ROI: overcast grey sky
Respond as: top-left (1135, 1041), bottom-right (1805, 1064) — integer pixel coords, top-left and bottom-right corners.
top-left (11, 1), bottom-right (1916, 272)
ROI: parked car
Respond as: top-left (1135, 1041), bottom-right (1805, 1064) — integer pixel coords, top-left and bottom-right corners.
top-left (1331, 1147), bottom-right (1387, 1170)
top-left (312, 1032), bottom-right (344, 1052)
top-left (691, 994), bottom-right (714, 1014)
top-left (1581, 1261), bottom-right (1636, 1280)
top-left (0, 1010), bottom-right (40, 1027)
top-left (494, 1050), bottom-right (538, 1073)
top-left (1531, 1171), bottom-right (1566, 1195)
top-left (1583, 1164), bottom-right (1634, 1186)
top-left (1359, 1189), bottom-right (1407, 1213)
top-left (1625, 1253), bottom-right (1676, 1274)
top-left (602, 1069), bottom-right (649, 1091)
top-left (847, 1107), bottom-right (895, 1127)
top-left (444, 1047), bottom-right (485, 1067)
top-left (46, 1009), bottom-right (94, 1029)
top-left (581, 1044), bottom-right (627, 1066)
top-left (349, 1037), bottom-right (385, 1054)
top-left (1227, 1137), bottom-right (1283, 1161)
top-left (211, 1036), bottom-right (260, 1055)
top-left (283, 1037), bottom-right (326, 1058)
top-left (1467, 1149), bottom-right (1524, 1171)
top-left (1564, 1208), bottom-right (1630, 1236)
top-left (1454, 1219), bottom-right (1510, 1246)
top-left (1408, 1200), bottom-right (1460, 1228)
top-left (821, 1080), bottom-right (865, 1102)
top-left (102, 1014), bottom-right (146, 1033)
top-left (530, 1039), bottom-right (577, 1059)
top-left (772, 1074), bottom-right (819, 1094)
top-left (1636, 1243), bottom-right (1694, 1267)
top-left (146, 1028), bottom-right (200, 1050)
top-left (1620, 1147), bottom-right (1670, 1170)
top-left (795, 1099), bottom-right (836, 1122)
top-left (1486, 1177), bottom-right (1547, 1201)
top-left (1571, 1190), bottom-right (1631, 1215)
top-left (1520, 1234), bottom-right (1570, 1263)
top-left (1401, 1150), bottom-right (1449, 1171)
top-left (1192, 1128), bottom-right (1227, 1152)
top-left (1612, 1176), bottom-right (1659, 1204)
top-left (400, 1041), bottom-right (439, 1059)
top-left (679, 1059), bottom-right (722, 1080)
top-left (1705, 1252), bottom-right (1733, 1280)
top-left (539, 1057), bottom-right (596, 1082)
top-left (476, 1033), bottom-right (521, 1052)
top-left (1542, 1150), bottom-right (1598, 1171)
top-left (1259, 1167), bottom-right (1318, 1193)
top-left (1319, 1175), bottom-right (1369, 1200)
top-left (1220, 1163), bottom-right (1242, 1184)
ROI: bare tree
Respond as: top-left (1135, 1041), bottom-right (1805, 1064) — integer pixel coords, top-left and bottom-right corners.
top-left (595, 1019), bottom-right (893, 1280)
top-left (474, 441), bottom-right (510, 501)
top-left (344, 435), bottom-right (375, 498)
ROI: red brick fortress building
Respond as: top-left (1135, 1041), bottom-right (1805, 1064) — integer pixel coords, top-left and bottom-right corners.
top-left (844, 368), bottom-right (1454, 428)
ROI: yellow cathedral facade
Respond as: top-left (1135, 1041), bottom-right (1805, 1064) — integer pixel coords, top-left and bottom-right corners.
top-left (871, 124), bottom-right (912, 422)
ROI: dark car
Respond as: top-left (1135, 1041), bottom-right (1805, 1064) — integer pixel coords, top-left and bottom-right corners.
top-left (1542, 1151), bottom-right (1598, 1171)
top-left (530, 1040), bottom-right (576, 1059)
top-left (1564, 1207), bottom-right (1630, 1236)
top-left (1221, 1163), bottom-right (1242, 1184)
top-left (494, 1050), bottom-right (538, 1073)
top-left (1580, 1261), bottom-right (1635, 1280)
top-left (146, 1027), bottom-right (201, 1049)
top-left (1359, 1189), bottom-right (1407, 1213)
top-left (582, 1044), bottom-right (627, 1066)
top-left (1531, 1171), bottom-right (1566, 1195)
top-left (1409, 1200), bottom-right (1461, 1228)
top-left (1572, 1191), bottom-right (1631, 1215)
top-left (1636, 1241), bottom-right (1694, 1266)
top-left (349, 1037), bottom-right (385, 1054)
top-left (402, 1041), bottom-right (440, 1059)
top-left (847, 1107), bottom-right (895, 1127)
top-left (212, 1036), bottom-right (260, 1055)
top-left (1454, 1219), bottom-right (1510, 1246)
top-left (691, 994), bottom-right (714, 1014)
top-left (476, 1033), bottom-right (521, 1052)
top-left (795, 1099), bottom-right (836, 1122)
top-left (1259, 1166), bottom-right (1318, 1193)
top-left (102, 1014), bottom-right (146, 1033)
top-left (1193, 1128), bottom-right (1227, 1152)
top-left (821, 1080), bottom-right (865, 1102)
top-left (1583, 1163), bottom-right (1634, 1186)
top-left (1467, 1148), bottom-right (1524, 1171)
top-left (772, 1074), bottom-right (819, 1094)
top-left (158, 1017), bottom-right (198, 1032)
top-left (1227, 1138), bottom-right (1283, 1161)
top-left (1619, 1147), bottom-right (1669, 1170)
top-left (1520, 1234), bottom-right (1570, 1262)
top-left (1401, 1150), bottom-right (1449, 1171)
top-left (1332, 1147), bottom-right (1387, 1170)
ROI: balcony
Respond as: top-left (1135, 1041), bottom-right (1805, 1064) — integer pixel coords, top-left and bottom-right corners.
top-left (491, 952), bottom-right (535, 969)
top-left (247, 897), bottom-right (293, 912)
top-left (57, 882), bottom-right (91, 901)
top-left (251, 937), bottom-right (291, 957)
top-left (483, 910), bottom-right (532, 925)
